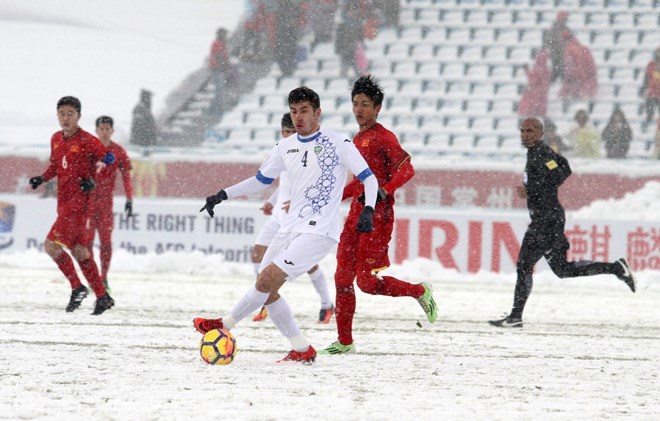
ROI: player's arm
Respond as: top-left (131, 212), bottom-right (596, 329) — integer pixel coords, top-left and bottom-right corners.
top-left (119, 149), bottom-right (134, 216)
top-left (30, 138), bottom-right (58, 189)
top-left (381, 155), bottom-right (415, 195)
top-left (201, 145), bottom-right (283, 217)
top-left (342, 139), bottom-right (379, 232)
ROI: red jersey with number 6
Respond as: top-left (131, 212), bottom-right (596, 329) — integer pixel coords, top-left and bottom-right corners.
top-left (42, 128), bottom-right (109, 215)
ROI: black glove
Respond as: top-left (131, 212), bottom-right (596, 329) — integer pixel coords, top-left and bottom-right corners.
top-left (200, 190), bottom-right (228, 217)
top-left (357, 187), bottom-right (387, 203)
top-left (357, 205), bottom-right (374, 233)
top-left (79, 178), bottom-right (96, 192)
top-left (29, 176), bottom-right (44, 190)
top-left (125, 200), bottom-right (133, 217)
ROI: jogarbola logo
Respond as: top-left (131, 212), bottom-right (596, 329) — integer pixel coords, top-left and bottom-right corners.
top-left (0, 201), bottom-right (16, 251)
top-left (314, 145), bottom-right (323, 155)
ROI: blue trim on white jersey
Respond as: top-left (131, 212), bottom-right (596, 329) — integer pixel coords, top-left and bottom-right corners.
top-left (356, 168), bottom-right (374, 182)
top-left (256, 171), bottom-right (275, 184)
top-left (297, 132), bottom-right (321, 143)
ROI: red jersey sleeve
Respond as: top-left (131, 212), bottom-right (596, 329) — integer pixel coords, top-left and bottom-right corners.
top-left (378, 128), bottom-right (414, 193)
top-left (115, 145), bottom-right (133, 200)
top-left (42, 133), bottom-right (61, 181)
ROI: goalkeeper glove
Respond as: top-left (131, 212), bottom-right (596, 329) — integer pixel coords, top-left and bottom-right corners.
top-left (200, 190), bottom-right (228, 217)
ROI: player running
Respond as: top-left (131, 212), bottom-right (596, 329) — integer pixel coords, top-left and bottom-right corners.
top-left (251, 113), bottom-right (333, 324)
top-left (194, 86), bottom-right (379, 363)
top-left (89, 115), bottom-right (134, 293)
top-left (29, 96), bottom-right (116, 315)
top-left (319, 75), bottom-right (437, 356)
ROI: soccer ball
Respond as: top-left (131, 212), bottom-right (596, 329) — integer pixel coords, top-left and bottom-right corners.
top-left (199, 328), bottom-right (237, 365)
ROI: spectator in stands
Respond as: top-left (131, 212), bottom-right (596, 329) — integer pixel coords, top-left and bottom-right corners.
top-left (559, 32), bottom-right (598, 112)
top-left (335, 1), bottom-right (366, 78)
top-left (518, 33), bottom-right (551, 119)
top-left (208, 27), bottom-right (230, 114)
top-left (602, 107), bottom-right (632, 159)
top-left (543, 119), bottom-right (568, 155)
top-left (547, 11), bottom-right (572, 83)
top-left (273, 0), bottom-right (301, 77)
top-left (130, 89), bottom-right (158, 147)
top-left (639, 47), bottom-right (660, 131)
top-left (307, 0), bottom-right (338, 50)
top-left (564, 109), bottom-right (601, 158)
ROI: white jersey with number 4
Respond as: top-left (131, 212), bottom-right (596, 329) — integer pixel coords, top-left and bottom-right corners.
top-left (256, 127), bottom-right (373, 241)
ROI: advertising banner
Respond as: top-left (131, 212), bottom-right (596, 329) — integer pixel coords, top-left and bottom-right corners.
top-left (1, 195), bottom-right (657, 273)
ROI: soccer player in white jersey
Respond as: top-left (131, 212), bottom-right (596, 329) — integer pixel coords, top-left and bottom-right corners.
top-left (251, 113), bottom-right (334, 324)
top-left (194, 87), bottom-right (379, 363)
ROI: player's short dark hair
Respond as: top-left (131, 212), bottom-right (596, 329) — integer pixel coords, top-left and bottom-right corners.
top-left (57, 96), bottom-right (81, 113)
top-left (288, 86), bottom-right (320, 110)
top-left (281, 113), bottom-right (293, 129)
top-left (96, 115), bottom-right (114, 128)
top-left (351, 75), bottom-right (384, 107)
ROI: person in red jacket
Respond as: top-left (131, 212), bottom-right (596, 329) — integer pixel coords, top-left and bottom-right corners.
top-left (640, 47), bottom-right (660, 131)
top-left (90, 115), bottom-right (134, 292)
top-left (559, 33), bottom-right (598, 112)
top-left (319, 76), bottom-right (437, 355)
top-left (29, 96), bottom-right (116, 315)
top-left (518, 34), bottom-right (551, 119)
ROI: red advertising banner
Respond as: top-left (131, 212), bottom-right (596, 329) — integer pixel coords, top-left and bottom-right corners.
top-left (1, 156), bottom-right (657, 210)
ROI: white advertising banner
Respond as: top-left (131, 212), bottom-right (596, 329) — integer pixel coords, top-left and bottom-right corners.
top-left (1, 195), bottom-right (658, 273)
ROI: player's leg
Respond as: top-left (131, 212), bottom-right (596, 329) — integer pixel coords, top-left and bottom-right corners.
top-left (545, 234), bottom-right (636, 292)
top-left (321, 226), bottom-right (359, 353)
top-left (266, 233), bottom-right (335, 362)
top-left (45, 236), bottom-right (88, 312)
top-left (251, 218), bottom-right (280, 321)
top-left (490, 229), bottom-right (544, 327)
top-left (71, 215), bottom-right (114, 315)
top-left (352, 213), bottom-right (434, 321)
top-left (307, 264), bottom-right (334, 323)
top-left (96, 206), bottom-right (114, 285)
top-left (511, 232), bottom-right (545, 321)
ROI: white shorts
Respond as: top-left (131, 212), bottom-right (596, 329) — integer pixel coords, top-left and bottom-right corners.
top-left (254, 217), bottom-right (280, 246)
top-left (259, 232), bottom-right (337, 280)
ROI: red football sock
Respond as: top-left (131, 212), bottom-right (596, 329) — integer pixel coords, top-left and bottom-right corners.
top-left (54, 252), bottom-right (82, 289)
top-left (335, 284), bottom-right (356, 346)
top-left (356, 271), bottom-right (425, 298)
top-left (99, 244), bottom-right (112, 281)
top-left (79, 258), bottom-right (106, 297)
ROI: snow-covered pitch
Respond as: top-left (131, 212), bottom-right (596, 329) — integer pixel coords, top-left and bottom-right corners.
top-left (1, 257), bottom-right (658, 419)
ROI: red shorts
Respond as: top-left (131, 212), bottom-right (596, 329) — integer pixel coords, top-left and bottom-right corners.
top-left (47, 210), bottom-right (95, 249)
top-left (335, 205), bottom-right (394, 287)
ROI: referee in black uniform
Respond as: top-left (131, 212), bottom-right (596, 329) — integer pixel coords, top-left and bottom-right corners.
top-left (490, 117), bottom-right (636, 328)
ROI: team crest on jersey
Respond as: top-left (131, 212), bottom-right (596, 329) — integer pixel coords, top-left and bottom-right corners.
top-left (314, 145), bottom-right (323, 155)
top-left (361, 139), bottom-right (369, 147)
top-left (71, 145), bottom-right (80, 153)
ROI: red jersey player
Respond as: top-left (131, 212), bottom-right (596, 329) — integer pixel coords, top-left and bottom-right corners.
top-left (90, 115), bottom-right (134, 292)
top-left (29, 96), bottom-right (116, 315)
top-left (319, 76), bottom-right (438, 355)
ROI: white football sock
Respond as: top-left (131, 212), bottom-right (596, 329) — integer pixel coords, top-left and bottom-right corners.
top-left (308, 267), bottom-right (332, 309)
top-left (267, 297), bottom-right (308, 351)
top-left (252, 263), bottom-right (260, 277)
top-left (226, 286), bottom-right (269, 329)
